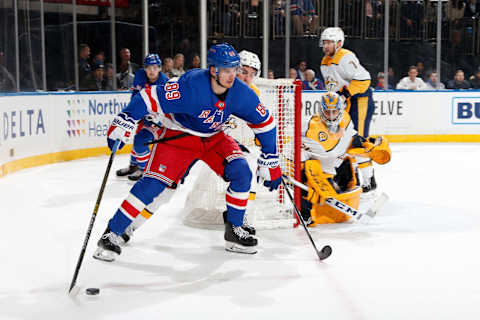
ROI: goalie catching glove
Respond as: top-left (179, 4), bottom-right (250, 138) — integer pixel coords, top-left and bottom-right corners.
top-left (107, 112), bottom-right (135, 151)
top-left (348, 136), bottom-right (391, 164)
top-left (257, 153), bottom-right (282, 191)
top-left (304, 160), bottom-right (338, 205)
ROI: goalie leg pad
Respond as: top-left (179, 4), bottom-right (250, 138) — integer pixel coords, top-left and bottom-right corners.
top-left (304, 160), bottom-right (338, 205)
top-left (311, 187), bottom-right (362, 224)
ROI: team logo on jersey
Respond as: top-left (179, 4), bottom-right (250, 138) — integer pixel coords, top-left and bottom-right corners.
top-left (159, 164), bottom-right (167, 172)
top-left (199, 110), bottom-right (211, 118)
top-left (215, 100), bottom-right (226, 110)
top-left (318, 131), bottom-right (328, 142)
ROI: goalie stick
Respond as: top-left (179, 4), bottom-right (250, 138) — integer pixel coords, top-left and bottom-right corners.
top-left (281, 177), bottom-right (332, 261)
top-left (68, 140), bottom-right (120, 296)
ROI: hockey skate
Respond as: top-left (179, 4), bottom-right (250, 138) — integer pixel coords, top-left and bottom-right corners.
top-left (223, 211), bottom-right (256, 235)
top-left (119, 224), bottom-right (135, 245)
top-left (93, 227), bottom-right (122, 262)
top-left (116, 164), bottom-right (138, 177)
top-left (224, 220), bottom-right (258, 254)
top-left (127, 168), bottom-right (143, 181)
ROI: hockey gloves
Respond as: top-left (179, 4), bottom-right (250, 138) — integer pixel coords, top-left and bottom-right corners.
top-left (304, 160), bottom-right (338, 205)
top-left (107, 112), bottom-right (135, 151)
top-left (336, 86), bottom-right (351, 101)
top-left (257, 153), bottom-right (282, 191)
top-left (347, 136), bottom-right (392, 164)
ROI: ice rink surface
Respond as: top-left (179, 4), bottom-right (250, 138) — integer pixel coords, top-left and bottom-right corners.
top-left (1, 143), bottom-right (479, 320)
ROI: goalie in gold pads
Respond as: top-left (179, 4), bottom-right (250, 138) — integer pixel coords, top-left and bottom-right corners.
top-left (300, 92), bottom-right (391, 225)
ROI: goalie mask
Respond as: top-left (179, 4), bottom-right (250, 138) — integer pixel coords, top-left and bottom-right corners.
top-left (319, 92), bottom-right (345, 133)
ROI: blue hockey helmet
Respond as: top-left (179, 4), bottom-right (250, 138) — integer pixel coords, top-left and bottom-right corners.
top-left (144, 53), bottom-right (162, 66)
top-left (207, 43), bottom-right (240, 70)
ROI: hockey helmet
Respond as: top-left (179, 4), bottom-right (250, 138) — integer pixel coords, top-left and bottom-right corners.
top-left (320, 27), bottom-right (345, 48)
top-left (207, 43), bottom-right (240, 71)
top-left (144, 53), bottom-right (162, 66)
top-left (319, 91), bottom-right (345, 132)
top-left (239, 50), bottom-right (261, 77)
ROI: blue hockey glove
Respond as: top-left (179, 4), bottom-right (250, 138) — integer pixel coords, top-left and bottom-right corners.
top-left (107, 112), bottom-right (135, 151)
top-left (257, 153), bottom-right (282, 191)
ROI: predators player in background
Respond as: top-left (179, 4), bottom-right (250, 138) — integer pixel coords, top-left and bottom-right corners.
top-left (301, 91), bottom-right (391, 225)
top-left (116, 54), bottom-right (169, 181)
top-left (320, 27), bottom-right (378, 194)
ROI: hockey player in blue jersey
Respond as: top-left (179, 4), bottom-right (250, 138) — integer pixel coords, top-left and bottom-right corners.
top-left (115, 53), bottom-right (169, 181)
top-left (94, 43), bottom-right (282, 261)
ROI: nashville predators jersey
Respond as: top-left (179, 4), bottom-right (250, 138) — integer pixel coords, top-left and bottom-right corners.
top-left (301, 112), bottom-right (356, 175)
top-left (320, 48), bottom-right (371, 96)
top-left (250, 83), bottom-right (260, 97)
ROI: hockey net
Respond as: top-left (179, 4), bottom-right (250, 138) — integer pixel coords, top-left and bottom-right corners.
top-left (182, 78), bottom-right (302, 229)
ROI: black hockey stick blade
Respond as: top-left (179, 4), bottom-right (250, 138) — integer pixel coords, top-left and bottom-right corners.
top-left (281, 177), bottom-right (332, 261)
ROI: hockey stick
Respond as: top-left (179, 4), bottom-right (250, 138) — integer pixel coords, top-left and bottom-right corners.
top-left (68, 140), bottom-right (120, 295)
top-left (283, 175), bottom-right (368, 220)
top-left (281, 177), bottom-right (332, 261)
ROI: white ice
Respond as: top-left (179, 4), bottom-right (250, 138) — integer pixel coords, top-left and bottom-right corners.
top-left (1, 143), bottom-right (479, 320)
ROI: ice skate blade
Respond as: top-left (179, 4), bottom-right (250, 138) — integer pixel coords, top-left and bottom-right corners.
top-left (224, 241), bottom-right (257, 254)
top-left (92, 247), bottom-right (118, 262)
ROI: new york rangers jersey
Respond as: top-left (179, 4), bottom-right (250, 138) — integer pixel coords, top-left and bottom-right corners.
top-left (122, 69), bottom-right (277, 154)
top-left (131, 69), bottom-right (170, 98)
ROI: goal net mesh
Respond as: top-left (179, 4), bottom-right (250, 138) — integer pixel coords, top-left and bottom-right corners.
top-left (182, 78), bottom-right (301, 230)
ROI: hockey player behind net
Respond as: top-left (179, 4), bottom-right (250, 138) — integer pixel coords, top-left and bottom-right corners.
top-left (93, 43), bottom-right (282, 261)
top-left (300, 91), bottom-right (391, 225)
top-left (319, 27), bottom-right (379, 198)
top-left (115, 54), bottom-right (169, 181)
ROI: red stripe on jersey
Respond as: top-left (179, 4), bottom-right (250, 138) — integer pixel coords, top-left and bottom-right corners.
top-left (226, 194), bottom-right (248, 207)
top-left (121, 200), bottom-right (140, 218)
top-left (145, 87), bottom-right (158, 113)
top-left (248, 115), bottom-right (273, 129)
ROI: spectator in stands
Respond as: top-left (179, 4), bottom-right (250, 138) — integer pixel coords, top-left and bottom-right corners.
top-left (117, 48), bottom-right (138, 89)
top-left (0, 51), bottom-right (16, 91)
top-left (464, 0), bottom-right (480, 18)
top-left (80, 62), bottom-right (105, 91)
top-left (103, 63), bottom-right (115, 91)
top-left (296, 60), bottom-right (307, 81)
top-left (374, 72), bottom-right (392, 90)
top-left (267, 69), bottom-right (275, 79)
top-left (289, 67), bottom-right (298, 79)
top-left (416, 61), bottom-right (425, 80)
top-left (273, 0), bottom-right (286, 35)
top-left (388, 66), bottom-right (397, 88)
top-left (396, 66), bottom-right (427, 90)
top-left (291, 0), bottom-right (319, 36)
top-left (400, 0), bottom-right (424, 38)
top-left (189, 53), bottom-right (201, 70)
top-left (162, 57), bottom-right (174, 78)
top-left (302, 69), bottom-right (324, 90)
top-left (425, 71), bottom-right (445, 90)
top-left (93, 51), bottom-right (105, 65)
top-left (79, 44), bottom-right (91, 85)
top-left (446, 69), bottom-right (472, 89)
top-left (447, 0), bottom-right (466, 21)
top-left (172, 53), bottom-right (185, 77)
top-left (469, 69), bottom-right (480, 88)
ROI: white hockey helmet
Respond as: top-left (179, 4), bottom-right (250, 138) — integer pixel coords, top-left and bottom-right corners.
top-left (320, 27), bottom-right (345, 49)
top-left (239, 50), bottom-right (261, 77)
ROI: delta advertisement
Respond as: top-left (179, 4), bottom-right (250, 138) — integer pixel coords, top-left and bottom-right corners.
top-left (0, 92), bottom-right (131, 175)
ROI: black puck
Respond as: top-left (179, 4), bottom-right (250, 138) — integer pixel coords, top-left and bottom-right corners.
top-left (86, 287), bottom-right (100, 295)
